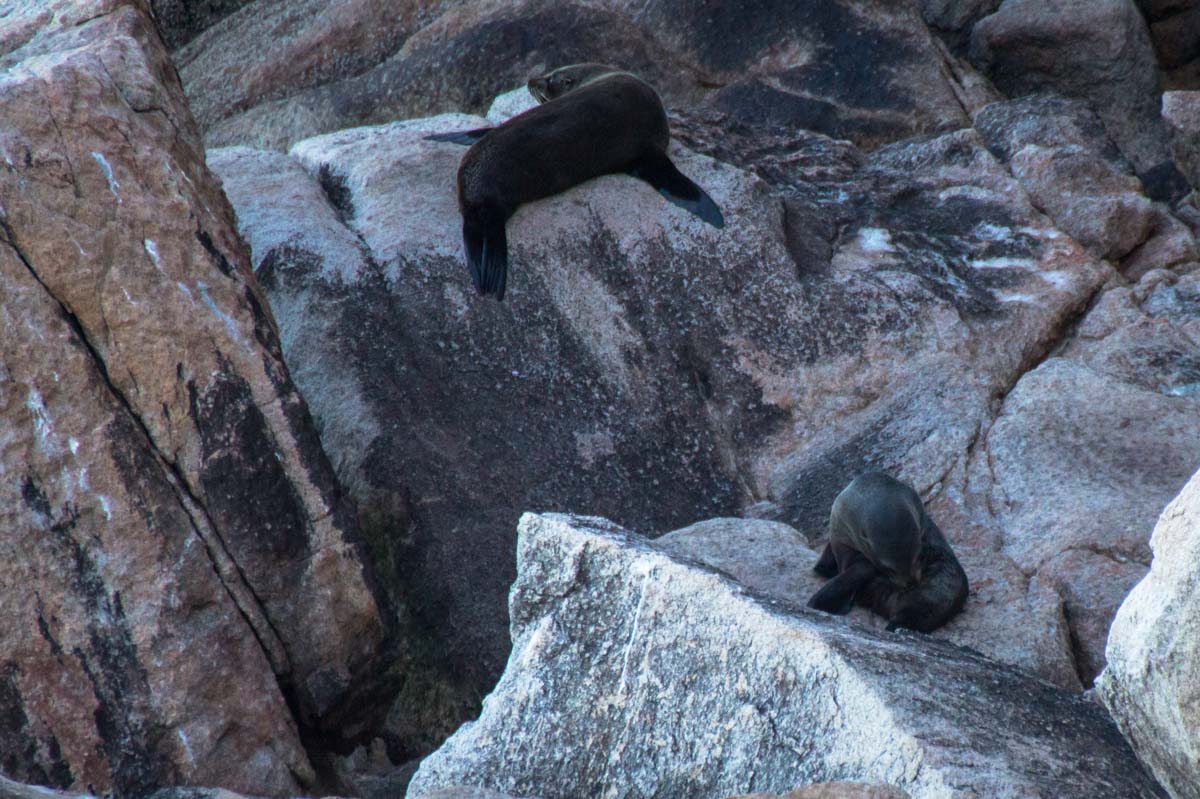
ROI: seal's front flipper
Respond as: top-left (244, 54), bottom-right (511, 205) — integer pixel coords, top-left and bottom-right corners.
top-left (807, 560), bottom-right (876, 616)
top-left (425, 128), bottom-right (494, 145)
top-left (628, 150), bottom-right (725, 229)
top-left (462, 209), bottom-right (509, 300)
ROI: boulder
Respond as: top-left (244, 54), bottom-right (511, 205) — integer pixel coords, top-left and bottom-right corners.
top-left (0, 0), bottom-right (384, 793)
top-left (1098, 468), bottom-right (1200, 799)
top-left (970, 0), bottom-right (1188, 201)
top-left (1163, 90), bottom-right (1200, 189)
top-left (974, 96), bottom-right (1156, 261)
top-left (406, 514), bottom-right (1164, 799)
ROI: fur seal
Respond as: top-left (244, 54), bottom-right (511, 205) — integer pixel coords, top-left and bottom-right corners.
top-left (426, 64), bottom-right (724, 300)
top-left (807, 472), bottom-right (968, 633)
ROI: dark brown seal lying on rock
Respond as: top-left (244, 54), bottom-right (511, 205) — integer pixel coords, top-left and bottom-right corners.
top-left (426, 63), bottom-right (724, 300)
top-left (807, 472), bottom-right (968, 633)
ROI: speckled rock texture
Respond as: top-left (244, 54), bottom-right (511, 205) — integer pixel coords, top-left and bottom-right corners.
top-left (1098, 468), bottom-right (1200, 799)
top-left (0, 0), bottom-right (384, 794)
top-left (209, 76), bottom-right (1200, 753)
top-left (179, 0), bottom-right (981, 152)
top-left (406, 514), bottom-right (1164, 799)
top-left (970, 0), bottom-right (1189, 201)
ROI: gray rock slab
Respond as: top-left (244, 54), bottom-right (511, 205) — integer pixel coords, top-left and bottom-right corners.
top-left (407, 513), bottom-right (1164, 799)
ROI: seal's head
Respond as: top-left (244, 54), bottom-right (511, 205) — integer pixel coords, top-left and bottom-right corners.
top-left (864, 499), bottom-right (924, 588)
top-left (527, 63), bottom-right (625, 103)
top-left (838, 471), bottom-right (925, 587)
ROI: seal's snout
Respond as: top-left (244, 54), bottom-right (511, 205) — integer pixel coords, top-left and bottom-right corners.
top-left (527, 77), bottom-right (548, 103)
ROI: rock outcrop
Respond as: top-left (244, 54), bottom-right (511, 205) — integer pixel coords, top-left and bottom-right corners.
top-left (178, 0), bottom-right (982, 153)
top-left (0, 1), bottom-right (385, 793)
top-left (1098, 468), bottom-right (1200, 799)
top-left (407, 514), bottom-right (1164, 799)
top-left (970, 0), bottom-right (1188, 201)
top-left (208, 69), bottom-right (1200, 747)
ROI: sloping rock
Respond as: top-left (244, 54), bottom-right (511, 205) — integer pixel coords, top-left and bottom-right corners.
top-left (174, 0), bottom-right (458, 136)
top-left (609, 0), bottom-right (974, 148)
top-left (211, 105), bottom-right (1120, 711)
top-left (185, 0), bottom-right (981, 153)
top-left (957, 267), bottom-right (1200, 686)
top-left (970, 0), bottom-right (1188, 201)
top-left (974, 95), bottom-right (1156, 261)
top-left (150, 0), bottom-right (257, 50)
top-left (0, 0), bottom-right (384, 792)
top-left (1098, 468), bottom-right (1200, 799)
top-left (197, 0), bottom-right (704, 151)
top-left (406, 514), bottom-right (1164, 799)
top-left (1163, 90), bottom-right (1200, 189)
top-left (730, 786), bottom-right (910, 799)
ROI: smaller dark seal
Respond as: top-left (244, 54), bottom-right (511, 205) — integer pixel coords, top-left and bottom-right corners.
top-left (807, 472), bottom-right (968, 633)
top-left (426, 64), bottom-right (724, 300)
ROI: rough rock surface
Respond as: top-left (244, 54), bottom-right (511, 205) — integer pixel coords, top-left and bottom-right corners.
top-left (406, 514), bottom-right (1164, 799)
top-left (206, 68), bottom-right (1200, 744)
top-left (1163, 91), bottom-right (1200, 189)
top-left (150, 0), bottom-right (256, 50)
top-left (1098, 468), bottom-right (1200, 799)
top-left (730, 786), bottom-right (911, 799)
top-left (970, 0), bottom-right (1188, 201)
top-left (182, 0), bottom-right (980, 153)
top-left (0, 0), bottom-right (385, 793)
top-left (974, 96), bottom-right (1157, 261)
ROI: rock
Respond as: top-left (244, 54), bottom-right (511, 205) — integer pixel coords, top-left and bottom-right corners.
top-left (1163, 90), bottom-right (1200, 189)
top-left (415, 790), bottom-right (526, 799)
top-left (1098, 468), bottom-right (1200, 799)
top-left (196, 0), bottom-right (703, 151)
top-left (150, 0), bottom-right (257, 50)
top-left (213, 89), bottom-right (1162, 741)
top-left (615, 0), bottom-right (974, 149)
top-left (184, 0), bottom-right (983, 153)
top-left (974, 96), bottom-right (1157, 261)
top-left (0, 1), bottom-right (384, 793)
top-left (949, 266), bottom-right (1200, 687)
top-left (1149, 7), bottom-right (1200, 70)
top-left (1121, 206), bottom-right (1200, 280)
top-left (406, 514), bottom-right (1164, 799)
top-left (918, 0), bottom-right (1002, 40)
top-left (729, 785), bottom-right (910, 799)
top-left (174, 0), bottom-right (455, 138)
top-left (971, 0), bottom-right (1189, 202)
top-left (656, 518), bottom-right (824, 608)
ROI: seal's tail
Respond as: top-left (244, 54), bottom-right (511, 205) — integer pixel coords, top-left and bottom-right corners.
top-left (463, 208), bottom-right (509, 300)
top-left (628, 150), bottom-right (725, 229)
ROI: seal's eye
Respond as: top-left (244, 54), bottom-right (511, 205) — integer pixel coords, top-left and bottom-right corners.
top-left (563, 76), bottom-right (575, 87)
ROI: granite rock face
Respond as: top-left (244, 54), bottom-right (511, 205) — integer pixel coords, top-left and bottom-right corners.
top-left (180, 0), bottom-right (980, 152)
top-left (406, 514), bottom-right (1164, 799)
top-left (0, 1), bottom-right (384, 793)
top-left (1099, 468), bottom-right (1200, 799)
top-left (207, 73), bottom-right (1200, 741)
top-left (971, 0), bottom-right (1188, 201)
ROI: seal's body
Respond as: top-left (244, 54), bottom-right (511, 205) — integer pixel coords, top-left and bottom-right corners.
top-left (427, 64), bottom-right (723, 299)
top-left (808, 472), bottom-right (968, 633)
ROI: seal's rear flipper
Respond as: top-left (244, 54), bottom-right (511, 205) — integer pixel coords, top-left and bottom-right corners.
top-left (628, 150), bottom-right (725, 229)
top-left (425, 128), bottom-right (494, 145)
top-left (463, 210), bottom-right (509, 300)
